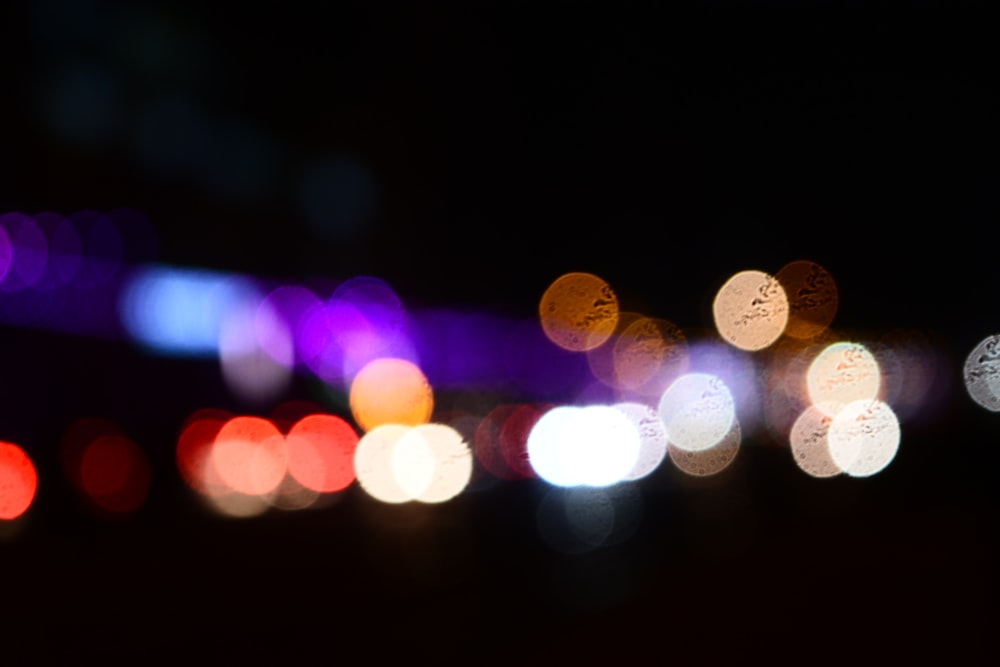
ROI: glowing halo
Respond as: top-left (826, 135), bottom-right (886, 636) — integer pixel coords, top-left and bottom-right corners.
top-left (538, 272), bottom-right (619, 352)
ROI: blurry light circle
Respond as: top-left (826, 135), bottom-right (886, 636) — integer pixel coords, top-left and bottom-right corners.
top-left (0, 442), bottom-right (38, 520)
top-left (258, 285), bottom-right (320, 368)
top-left (219, 298), bottom-right (293, 406)
top-left (788, 404), bottom-right (841, 478)
top-left (212, 417), bottom-right (287, 496)
top-left (69, 209), bottom-right (123, 288)
top-left (120, 265), bottom-right (258, 356)
top-left (963, 334), bottom-right (1000, 412)
top-left (775, 260), bottom-right (838, 340)
top-left (389, 427), bottom-right (435, 500)
top-left (527, 406), bottom-right (583, 487)
top-left (536, 484), bottom-right (643, 555)
top-left (586, 311), bottom-right (642, 390)
top-left (285, 414), bottom-right (359, 493)
top-left (668, 419), bottom-right (741, 477)
top-left (527, 405), bottom-right (640, 487)
top-left (176, 410), bottom-right (232, 497)
top-left (614, 402), bottom-right (668, 482)
top-left (806, 342), bottom-right (881, 415)
top-left (569, 405), bottom-right (641, 487)
top-left (79, 435), bottom-right (152, 515)
top-left (827, 400), bottom-right (900, 477)
top-left (537, 486), bottom-right (614, 555)
top-left (0, 212), bottom-right (49, 292)
top-left (712, 269), bottom-right (788, 351)
top-left (657, 373), bottom-right (736, 452)
top-left (349, 357), bottom-right (433, 432)
top-left (266, 474), bottom-right (322, 512)
top-left (354, 424), bottom-right (413, 503)
top-left (613, 317), bottom-right (689, 395)
top-left (539, 272), bottom-right (619, 352)
top-left (201, 491), bottom-right (270, 519)
top-left (327, 276), bottom-right (414, 382)
top-left (474, 404), bottom-right (533, 481)
top-left (31, 211), bottom-right (82, 290)
top-left (405, 424), bottom-right (472, 503)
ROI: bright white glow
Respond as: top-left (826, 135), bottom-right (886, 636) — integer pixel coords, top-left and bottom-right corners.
top-left (405, 424), bottom-right (472, 503)
top-left (827, 399), bottom-right (900, 477)
top-left (657, 373), bottom-right (735, 452)
top-left (354, 424), bottom-right (412, 504)
top-left (120, 264), bottom-right (258, 356)
top-left (527, 406), bottom-right (581, 488)
top-left (527, 405), bottom-right (640, 488)
top-left (390, 427), bottom-right (435, 500)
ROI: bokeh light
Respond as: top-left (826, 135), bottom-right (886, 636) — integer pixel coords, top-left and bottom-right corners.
top-left (0, 212), bottom-right (48, 292)
top-left (788, 404), bottom-right (841, 478)
top-left (667, 419), bottom-right (741, 477)
top-left (806, 341), bottom-right (881, 415)
top-left (78, 435), bottom-right (152, 515)
top-left (353, 424), bottom-right (414, 504)
top-left (539, 272), bottom-right (619, 352)
top-left (176, 409), bottom-right (232, 497)
top-left (963, 334), bottom-right (1000, 413)
top-left (211, 416), bottom-right (287, 496)
top-left (613, 316), bottom-right (689, 396)
top-left (712, 269), bottom-right (788, 351)
top-left (775, 260), bottom-right (838, 340)
top-left (536, 484), bottom-right (643, 555)
top-left (527, 404), bottom-right (640, 487)
top-left (613, 402), bottom-right (668, 482)
top-left (657, 373), bottom-right (736, 452)
top-left (0, 442), bottom-right (38, 520)
top-left (285, 414), bottom-right (359, 493)
top-left (391, 423), bottom-right (472, 503)
top-left (349, 357), bottom-right (433, 432)
top-left (827, 399), bottom-right (900, 477)
top-left (120, 264), bottom-right (259, 356)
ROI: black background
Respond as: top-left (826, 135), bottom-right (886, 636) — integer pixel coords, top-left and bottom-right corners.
top-left (0, 4), bottom-right (996, 663)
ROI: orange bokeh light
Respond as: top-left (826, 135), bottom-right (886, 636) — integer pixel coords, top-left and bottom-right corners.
top-left (349, 357), bottom-right (433, 432)
top-left (539, 272), bottom-right (619, 352)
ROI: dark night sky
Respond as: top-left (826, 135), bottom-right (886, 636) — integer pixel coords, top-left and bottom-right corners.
top-left (0, 4), bottom-right (996, 662)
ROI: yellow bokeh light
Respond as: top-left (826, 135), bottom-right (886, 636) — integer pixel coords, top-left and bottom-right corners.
top-left (712, 270), bottom-right (789, 351)
top-left (538, 272), bottom-right (619, 352)
top-left (349, 358), bottom-right (433, 432)
top-left (806, 342), bottom-right (881, 416)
